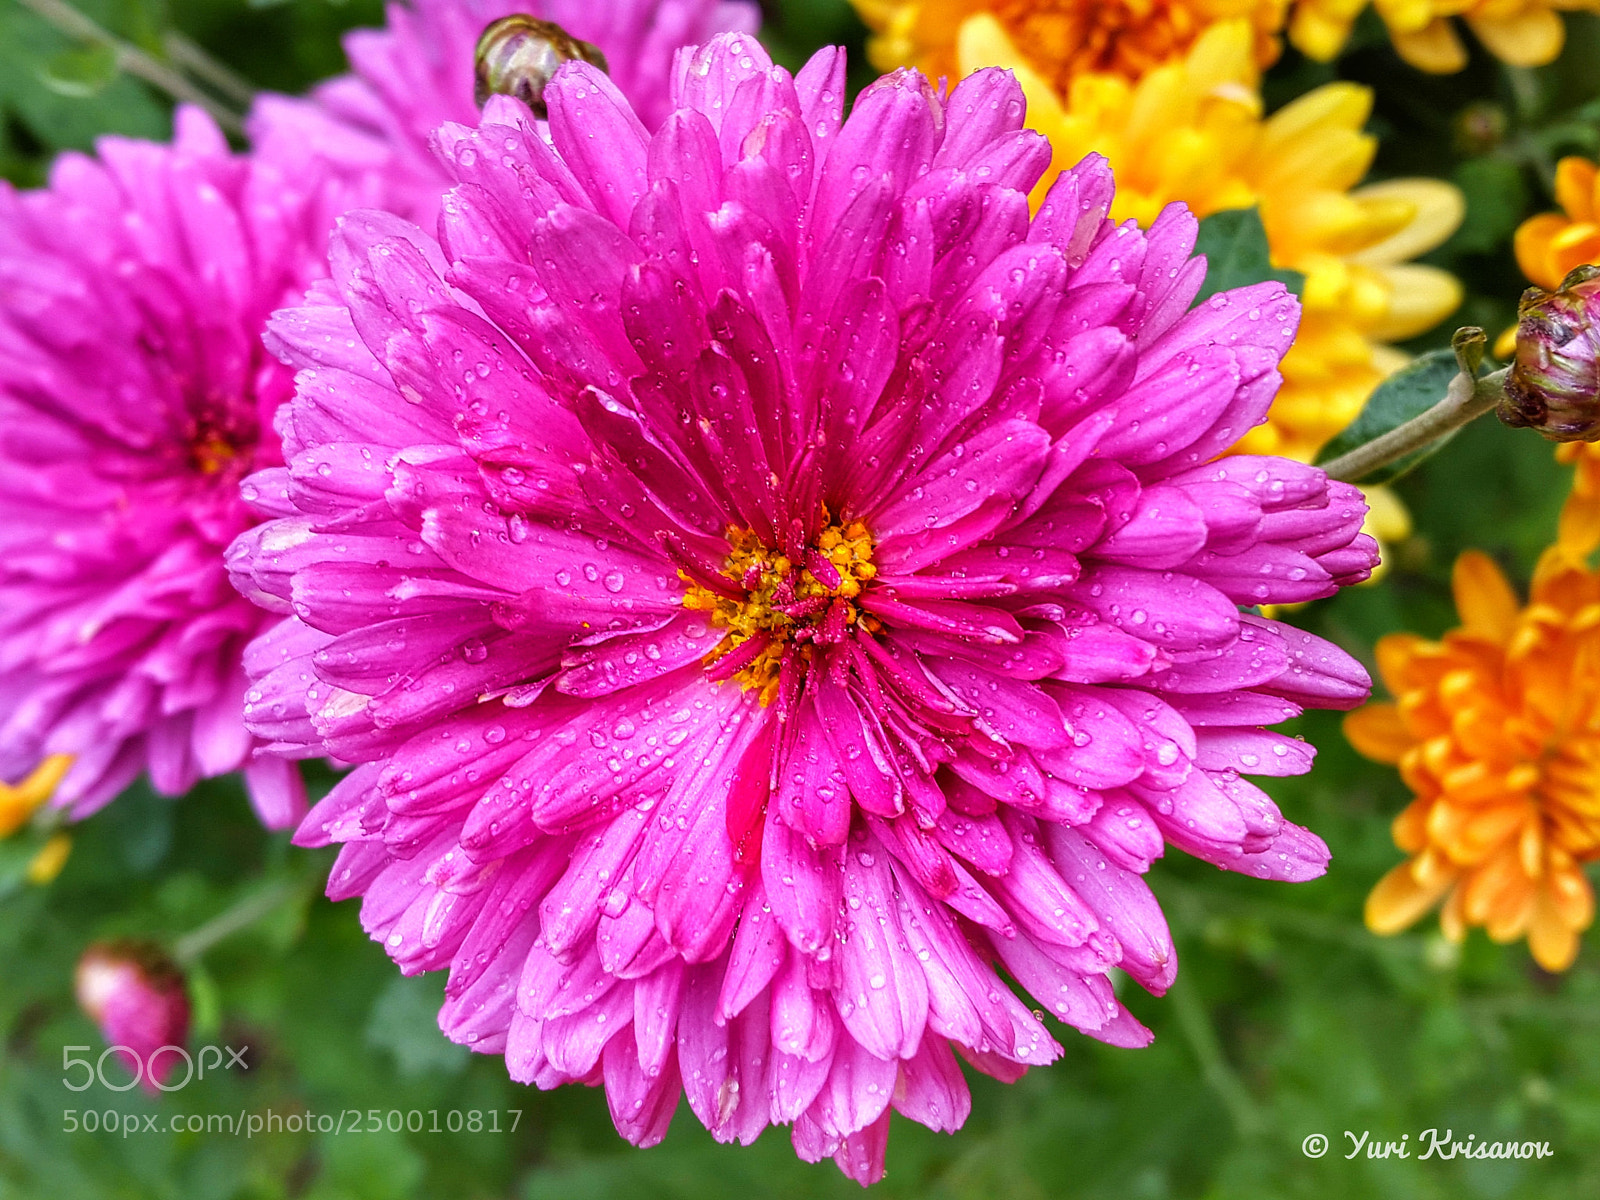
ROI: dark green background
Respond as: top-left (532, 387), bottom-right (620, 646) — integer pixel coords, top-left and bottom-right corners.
top-left (1, 3), bottom-right (1596, 1196)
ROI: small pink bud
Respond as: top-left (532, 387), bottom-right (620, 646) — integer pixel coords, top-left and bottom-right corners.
top-left (75, 942), bottom-right (190, 1094)
top-left (1499, 264), bottom-right (1600, 441)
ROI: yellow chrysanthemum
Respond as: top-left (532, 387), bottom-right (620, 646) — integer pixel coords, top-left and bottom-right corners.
top-left (1291, 0), bottom-right (1600, 73)
top-left (956, 16), bottom-right (1464, 464)
top-left (0, 756), bottom-right (73, 885)
top-left (853, 0), bottom-right (1288, 87)
top-left (1346, 549), bottom-right (1600, 970)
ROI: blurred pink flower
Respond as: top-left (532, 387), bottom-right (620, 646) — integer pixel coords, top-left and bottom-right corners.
top-left (247, 0), bottom-right (759, 226)
top-left (230, 38), bottom-right (1376, 1183)
top-left (0, 109), bottom-right (336, 826)
top-left (75, 941), bottom-right (191, 1094)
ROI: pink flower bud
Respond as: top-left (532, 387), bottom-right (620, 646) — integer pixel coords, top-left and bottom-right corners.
top-left (1500, 265), bottom-right (1600, 441)
top-left (75, 942), bottom-right (190, 1094)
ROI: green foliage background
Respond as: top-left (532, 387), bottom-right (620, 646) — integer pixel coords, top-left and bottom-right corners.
top-left (1, 2), bottom-right (1598, 1197)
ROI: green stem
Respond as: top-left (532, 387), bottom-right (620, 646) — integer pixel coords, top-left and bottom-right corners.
top-left (12, 0), bottom-right (245, 133)
top-left (1167, 969), bottom-right (1263, 1138)
top-left (1156, 877), bottom-right (1400, 956)
top-left (162, 31), bottom-right (256, 108)
top-left (1504, 66), bottom-right (1543, 124)
top-left (171, 880), bottom-right (298, 967)
top-left (1321, 367), bottom-right (1509, 485)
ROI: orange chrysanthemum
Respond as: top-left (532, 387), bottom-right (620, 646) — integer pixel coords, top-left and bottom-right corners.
top-left (1553, 442), bottom-right (1600, 567)
top-left (852, 0), bottom-right (1287, 87)
top-left (1346, 550), bottom-right (1600, 970)
top-left (1515, 156), bottom-right (1600, 294)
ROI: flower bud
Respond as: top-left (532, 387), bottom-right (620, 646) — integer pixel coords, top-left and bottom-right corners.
top-left (1453, 102), bottom-right (1507, 156)
top-left (473, 15), bottom-right (608, 118)
top-left (75, 941), bottom-right (190, 1093)
top-left (1499, 265), bottom-right (1600, 441)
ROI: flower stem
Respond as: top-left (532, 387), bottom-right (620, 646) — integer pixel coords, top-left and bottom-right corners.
top-left (162, 31), bottom-right (256, 108)
top-left (12, 0), bottom-right (245, 134)
top-left (1168, 969), bottom-right (1263, 1137)
top-left (1321, 366), bottom-right (1509, 485)
top-left (171, 880), bottom-right (299, 967)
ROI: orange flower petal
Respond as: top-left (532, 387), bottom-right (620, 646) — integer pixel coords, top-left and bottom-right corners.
top-left (1528, 891), bottom-right (1581, 971)
top-left (1452, 551), bottom-right (1520, 643)
top-left (1344, 702), bottom-right (1412, 763)
top-left (1554, 157), bottom-right (1599, 223)
top-left (1366, 859), bottom-right (1455, 934)
top-left (1515, 212), bottom-right (1572, 290)
top-left (1374, 633), bottom-right (1426, 693)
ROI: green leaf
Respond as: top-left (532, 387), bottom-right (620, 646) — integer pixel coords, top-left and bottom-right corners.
top-left (0, 7), bottom-right (167, 173)
top-left (187, 961), bottom-right (223, 1039)
top-left (1314, 347), bottom-right (1464, 484)
top-left (0, 829), bottom-right (51, 900)
top-left (365, 975), bottom-right (470, 1080)
top-left (1449, 158), bottom-right (1530, 257)
top-left (39, 43), bottom-right (120, 99)
top-left (1193, 207), bottom-right (1305, 302)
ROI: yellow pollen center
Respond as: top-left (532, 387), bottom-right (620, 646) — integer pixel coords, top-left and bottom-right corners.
top-left (190, 428), bottom-right (239, 477)
top-left (682, 517), bottom-right (880, 704)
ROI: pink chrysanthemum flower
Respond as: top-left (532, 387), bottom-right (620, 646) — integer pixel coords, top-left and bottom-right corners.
top-left (231, 37), bottom-right (1377, 1183)
top-left (0, 109), bottom-right (331, 826)
top-left (247, 0), bottom-right (759, 225)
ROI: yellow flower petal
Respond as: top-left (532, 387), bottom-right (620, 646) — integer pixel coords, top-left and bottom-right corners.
top-left (1374, 0), bottom-right (1442, 35)
top-left (857, 0), bottom-right (1288, 88)
top-left (956, 16), bottom-right (1067, 127)
top-left (1288, 4), bottom-right (1357, 60)
top-left (1466, 9), bottom-right (1565, 67)
top-left (26, 833), bottom-right (72, 886)
top-left (1363, 482), bottom-right (1413, 540)
top-left (1493, 322), bottom-right (1519, 361)
top-left (1345, 178), bottom-right (1466, 266)
top-left (0, 755), bottom-right (72, 838)
top-left (1364, 264), bottom-right (1463, 342)
top-left (937, 13), bottom-right (1461, 467)
top-left (1391, 19), bottom-right (1469, 72)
